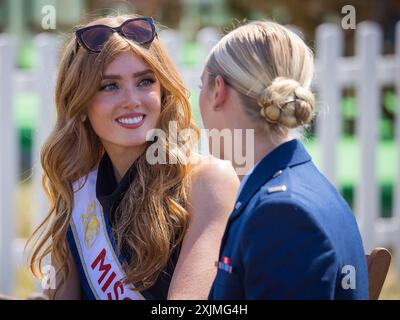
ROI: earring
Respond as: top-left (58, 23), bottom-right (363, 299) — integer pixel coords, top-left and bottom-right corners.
top-left (215, 105), bottom-right (221, 111)
top-left (81, 114), bottom-right (87, 122)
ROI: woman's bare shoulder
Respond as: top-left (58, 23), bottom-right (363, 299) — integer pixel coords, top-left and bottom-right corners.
top-left (189, 153), bottom-right (239, 186)
top-left (187, 153), bottom-right (240, 219)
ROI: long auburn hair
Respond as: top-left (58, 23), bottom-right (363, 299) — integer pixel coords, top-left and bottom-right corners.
top-left (27, 14), bottom-right (199, 294)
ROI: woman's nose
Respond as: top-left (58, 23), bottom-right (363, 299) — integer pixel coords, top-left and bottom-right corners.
top-left (121, 85), bottom-right (140, 108)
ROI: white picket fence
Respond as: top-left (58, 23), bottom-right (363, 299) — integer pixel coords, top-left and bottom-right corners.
top-left (0, 22), bottom-right (399, 295)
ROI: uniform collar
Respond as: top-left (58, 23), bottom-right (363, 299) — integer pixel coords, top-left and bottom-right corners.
top-left (229, 139), bottom-right (312, 223)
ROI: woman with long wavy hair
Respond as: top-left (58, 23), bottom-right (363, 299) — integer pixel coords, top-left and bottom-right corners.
top-left (26, 14), bottom-right (239, 300)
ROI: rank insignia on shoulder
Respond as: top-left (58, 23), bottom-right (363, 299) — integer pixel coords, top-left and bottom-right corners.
top-left (267, 185), bottom-right (287, 194)
top-left (215, 256), bottom-right (233, 273)
top-left (272, 170), bottom-right (283, 178)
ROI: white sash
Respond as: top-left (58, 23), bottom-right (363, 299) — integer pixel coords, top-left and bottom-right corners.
top-left (70, 170), bottom-right (144, 300)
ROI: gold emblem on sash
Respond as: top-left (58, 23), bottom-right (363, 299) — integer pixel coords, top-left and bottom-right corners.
top-left (81, 201), bottom-right (100, 249)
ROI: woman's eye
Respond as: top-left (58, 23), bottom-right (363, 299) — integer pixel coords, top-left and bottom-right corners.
top-left (138, 78), bottom-right (155, 87)
top-left (100, 82), bottom-right (118, 91)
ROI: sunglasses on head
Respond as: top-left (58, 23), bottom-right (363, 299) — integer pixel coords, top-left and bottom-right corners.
top-left (75, 17), bottom-right (157, 53)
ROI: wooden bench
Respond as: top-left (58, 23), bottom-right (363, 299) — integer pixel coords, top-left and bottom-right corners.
top-left (366, 247), bottom-right (392, 300)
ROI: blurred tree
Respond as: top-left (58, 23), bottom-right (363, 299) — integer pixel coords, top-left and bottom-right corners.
top-left (87, 0), bottom-right (183, 28)
top-left (0, 0), bottom-right (7, 32)
top-left (374, 0), bottom-right (400, 53)
top-left (227, 0), bottom-right (400, 54)
top-left (180, 0), bottom-right (230, 40)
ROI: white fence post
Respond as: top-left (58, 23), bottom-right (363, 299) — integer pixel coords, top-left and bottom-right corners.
top-left (315, 23), bottom-right (343, 187)
top-left (0, 34), bottom-right (18, 295)
top-left (393, 22), bottom-right (400, 276)
top-left (159, 29), bottom-right (184, 67)
top-left (196, 27), bottom-right (221, 67)
top-left (31, 34), bottom-right (58, 248)
top-left (354, 22), bottom-right (382, 253)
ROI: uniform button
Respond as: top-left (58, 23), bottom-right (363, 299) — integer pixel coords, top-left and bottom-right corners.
top-left (235, 201), bottom-right (242, 209)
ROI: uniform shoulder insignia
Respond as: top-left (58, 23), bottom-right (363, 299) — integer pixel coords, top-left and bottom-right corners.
top-left (267, 185), bottom-right (287, 194)
top-left (272, 170), bottom-right (283, 178)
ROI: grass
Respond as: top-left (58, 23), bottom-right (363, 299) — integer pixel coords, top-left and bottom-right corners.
top-left (14, 180), bottom-right (36, 298)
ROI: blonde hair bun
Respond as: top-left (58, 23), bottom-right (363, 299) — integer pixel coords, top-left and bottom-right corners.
top-left (258, 77), bottom-right (315, 128)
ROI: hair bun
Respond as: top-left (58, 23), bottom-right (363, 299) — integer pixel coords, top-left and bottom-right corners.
top-left (257, 77), bottom-right (315, 128)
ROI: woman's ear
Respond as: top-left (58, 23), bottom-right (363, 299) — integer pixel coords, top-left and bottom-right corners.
top-left (212, 75), bottom-right (228, 111)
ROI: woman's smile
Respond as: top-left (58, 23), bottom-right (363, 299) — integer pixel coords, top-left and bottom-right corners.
top-left (115, 112), bottom-right (146, 129)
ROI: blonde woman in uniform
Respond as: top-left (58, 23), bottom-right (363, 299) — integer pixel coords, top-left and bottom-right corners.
top-left (199, 21), bottom-right (368, 299)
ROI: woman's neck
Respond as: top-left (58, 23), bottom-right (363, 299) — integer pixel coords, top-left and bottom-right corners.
top-left (224, 96), bottom-right (293, 180)
top-left (105, 145), bottom-right (146, 184)
top-left (234, 131), bottom-right (293, 181)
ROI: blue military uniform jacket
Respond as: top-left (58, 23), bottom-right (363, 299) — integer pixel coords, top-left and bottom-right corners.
top-left (208, 139), bottom-right (369, 300)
